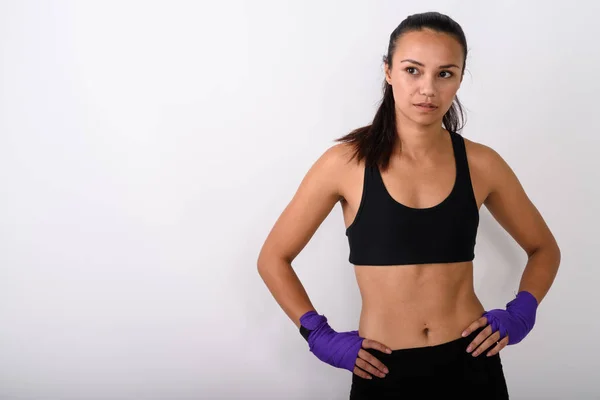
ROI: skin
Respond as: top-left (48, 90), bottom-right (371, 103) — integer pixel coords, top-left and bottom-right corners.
top-left (257, 28), bottom-right (561, 380)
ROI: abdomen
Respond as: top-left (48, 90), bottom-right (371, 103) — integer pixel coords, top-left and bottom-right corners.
top-left (354, 261), bottom-right (485, 350)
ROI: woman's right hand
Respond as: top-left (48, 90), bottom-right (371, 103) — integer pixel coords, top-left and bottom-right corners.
top-left (299, 311), bottom-right (391, 378)
top-left (353, 338), bottom-right (391, 379)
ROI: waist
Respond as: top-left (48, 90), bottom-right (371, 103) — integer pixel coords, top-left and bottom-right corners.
top-left (354, 262), bottom-right (484, 350)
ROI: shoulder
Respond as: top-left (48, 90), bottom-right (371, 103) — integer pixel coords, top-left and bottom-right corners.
top-left (462, 135), bottom-right (521, 199)
top-left (319, 141), bottom-right (356, 164)
top-left (312, 141), bottom-right (360, 176)
top-left (463, 136), bottom-right (505, 169)
top-left (302, 142), bottom-right (359, 199)
top-left (463, 136), bottom-right (513, 177)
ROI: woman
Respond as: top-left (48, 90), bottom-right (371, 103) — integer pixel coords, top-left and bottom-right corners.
top-left (257, 11), bottom-right (560, 399)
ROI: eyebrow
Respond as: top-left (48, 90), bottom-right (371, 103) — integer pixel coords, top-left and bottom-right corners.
top-left (400, 59), bottom-right (460, 69)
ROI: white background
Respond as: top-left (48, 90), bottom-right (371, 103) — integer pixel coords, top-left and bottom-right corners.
top-left (1, 1), bottom-right (598, 399)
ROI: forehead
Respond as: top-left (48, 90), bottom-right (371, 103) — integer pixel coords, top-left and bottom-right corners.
top-left (393, 29), bottom-right (463, 65)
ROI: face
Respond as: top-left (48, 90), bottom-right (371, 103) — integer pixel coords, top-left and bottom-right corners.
top-left (384, 29), bottom-right (464, 126)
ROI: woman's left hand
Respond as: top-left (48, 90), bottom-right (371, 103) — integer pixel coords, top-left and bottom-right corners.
top-left (461, 316), bottom-right (510, 357)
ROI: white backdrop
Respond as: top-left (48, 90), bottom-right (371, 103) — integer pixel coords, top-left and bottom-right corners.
top-left (1, 1), bottom-right (598, 399)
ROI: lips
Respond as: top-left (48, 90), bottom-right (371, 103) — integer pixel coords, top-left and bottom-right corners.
top-left (414, 103), bottom-right (437, 108)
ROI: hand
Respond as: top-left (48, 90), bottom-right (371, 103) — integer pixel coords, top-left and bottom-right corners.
top-left (300, 311), bottom-right (391, 375)
top-left (299, 311), bottom-right (392, 377)
top-left (353, 338), bottom-right (391, 380)
top-left (461, 316), bottom-right (509, 358)
top-left (462, 291), bottom-right (539, 357)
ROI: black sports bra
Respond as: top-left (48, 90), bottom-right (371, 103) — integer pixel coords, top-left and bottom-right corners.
top-left (345, 131), bottom-right (479, 266)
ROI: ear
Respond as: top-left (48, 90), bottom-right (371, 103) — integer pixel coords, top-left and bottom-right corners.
top-left (384, 62), bottom-right (392, 85)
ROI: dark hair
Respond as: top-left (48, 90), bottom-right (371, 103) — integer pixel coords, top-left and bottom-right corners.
top-left (334, 11), bottom-right (468, 170)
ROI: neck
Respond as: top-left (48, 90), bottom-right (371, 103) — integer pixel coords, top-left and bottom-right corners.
top-left (392, 120), bottom-right (447, 160)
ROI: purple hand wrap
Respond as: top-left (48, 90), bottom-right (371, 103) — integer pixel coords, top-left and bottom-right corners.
top-left (483, 291), bottom-right (539, 345)
top-left (299, 311), bottom-right (364, 372)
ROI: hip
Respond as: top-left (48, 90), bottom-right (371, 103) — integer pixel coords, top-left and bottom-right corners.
top-left (349, 326), bottom-right (509, 399)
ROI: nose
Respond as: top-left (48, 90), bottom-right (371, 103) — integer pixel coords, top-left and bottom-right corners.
top-left (419, 76), bottom-right (437, 98)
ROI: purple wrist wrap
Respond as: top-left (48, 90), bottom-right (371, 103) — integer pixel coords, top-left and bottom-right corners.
top-left (483, 291), bottom-right (539, 345)
top-left (299, 311), bottom-right (364, 372)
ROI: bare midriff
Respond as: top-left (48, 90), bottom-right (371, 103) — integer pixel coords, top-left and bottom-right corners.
top-left (354, 261), bottom-right (484, 350)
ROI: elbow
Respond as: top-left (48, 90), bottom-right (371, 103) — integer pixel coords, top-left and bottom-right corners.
top-left (554, 241), bottom-right (562, 266)
top-left (256, 249), bottom-right (283, 273)
top-left (527, 237), bottom-right (561, 265)
top-left (257, 250), bottom-right (269, 272)
top-left (256, 241), bottom-right (272, 271)
top-left (257, 243), bottom-right (294, 272)
top-left (548, 235), bottom-right (561, 265)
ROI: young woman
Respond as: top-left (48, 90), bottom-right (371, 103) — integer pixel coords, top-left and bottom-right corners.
top-left (257, 11), bottom-right (560, 399)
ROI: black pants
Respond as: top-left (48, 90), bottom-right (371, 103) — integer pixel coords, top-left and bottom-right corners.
top-left (349, 327), bottom-right (509, 399)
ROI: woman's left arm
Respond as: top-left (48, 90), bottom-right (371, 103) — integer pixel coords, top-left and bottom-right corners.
top-left (462, 141), bottom-right (561, 355)
top-left (482, 146), bottom-right (561, 305)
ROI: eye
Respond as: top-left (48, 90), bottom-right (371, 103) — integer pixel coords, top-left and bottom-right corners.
top-left (405, 67), bottom-right (419, 75)
top-left (440, 70), bottom-right (453, 78)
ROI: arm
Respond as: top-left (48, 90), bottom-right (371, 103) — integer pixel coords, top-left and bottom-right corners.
top-left (257, 147), bottom-right (393, 378)
top-left (482, 146), bottom-right (561, 305)
top-left (256, 144), bottom-right (347, 328)
top-left (462, 142), bottom-right (561, 354)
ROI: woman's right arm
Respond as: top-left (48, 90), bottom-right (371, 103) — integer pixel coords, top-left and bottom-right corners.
top-left (256, 143), bottom-right (348, 329)
top-left (257, 145), bottom-right (393, 379)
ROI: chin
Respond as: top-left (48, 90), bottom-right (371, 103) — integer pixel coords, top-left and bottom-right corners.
top-left (397, 107), bottom-right (442, 127)
top-left (410, 114), bottom-right (441, 126)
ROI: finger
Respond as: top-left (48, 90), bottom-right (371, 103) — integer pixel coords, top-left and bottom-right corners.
top-left (362, 338), bottom-right (393, 355)
top-left (353, 365), bottom-right (373, 380)
top-left (486, 335), bottom-right (509, 357)
top-left (357, 349), bottom-right (389, 376)
top-left (355, 354), bottom-right (387, 378)
top-left (461, 316), bottom-right (488, 338)
top-left (466, 324), bottom-right (493, 353)
top-left (472, 330), bottom-right (501, 357)
top-left (361, 339), bottom-right (391, 372)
